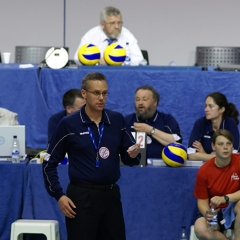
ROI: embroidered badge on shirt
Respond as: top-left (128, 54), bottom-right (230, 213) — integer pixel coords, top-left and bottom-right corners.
top-left (147, 136), bottom-right (152, 144)
top-left (231, 173), bottom-right (239, 181)
top-left (99, 147), bottom-right (109, 159)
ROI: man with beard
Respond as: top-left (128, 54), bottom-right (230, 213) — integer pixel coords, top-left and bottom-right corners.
top-left (125, 85), bottom-right (182, 159)
top-left (74, 6), bottom-right (144, 65)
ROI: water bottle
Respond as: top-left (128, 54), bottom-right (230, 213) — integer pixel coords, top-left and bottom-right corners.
top-left (11, 135), bottom-right (20, 163)
top-left (209, 207), bottom-right (218, 230)
top-left (180, 226), bottom-right (188, 240)
top-left (123, 42), bottom-right (131, 65)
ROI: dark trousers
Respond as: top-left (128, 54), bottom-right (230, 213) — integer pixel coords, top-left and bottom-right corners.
top-left (65, 182), bottom-right (126, 240)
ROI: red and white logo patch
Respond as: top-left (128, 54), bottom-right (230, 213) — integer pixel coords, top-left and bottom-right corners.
top-left (99, 147), bottom-right (110, 159)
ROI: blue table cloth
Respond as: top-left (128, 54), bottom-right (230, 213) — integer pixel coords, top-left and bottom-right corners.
top-left (0, 159), bottom-right (28, 240)
top-left (22, 163), bottom-right (199, 240)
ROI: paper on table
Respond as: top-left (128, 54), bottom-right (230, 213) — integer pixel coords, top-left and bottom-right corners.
top-left (19, 64), bottom-right (35, 68)
top-left (149, 159), bottom-right (203, 167)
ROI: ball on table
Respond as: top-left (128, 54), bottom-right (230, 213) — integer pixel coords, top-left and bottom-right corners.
top-left (162, 143), bottom-right (187, 167)
top-left (78, 44), bottom-right (100, 65)
top-left (104, 43), bottom-right (126, 66)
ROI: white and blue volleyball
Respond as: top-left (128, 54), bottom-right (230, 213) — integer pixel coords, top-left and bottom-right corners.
top-left (104, 43), bottom-right (126, 66)
top-left (78, 43), bottom-right (100, 65)
top-left (162, 143), bottom-right (187, 167)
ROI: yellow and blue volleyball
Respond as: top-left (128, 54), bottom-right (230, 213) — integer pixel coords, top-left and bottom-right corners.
top-left (104, 43), bottom-right (126, 66)
top-left (78, 44), bottom-right (100, 65)
top-left (162, 143), bottom-right (187, 167)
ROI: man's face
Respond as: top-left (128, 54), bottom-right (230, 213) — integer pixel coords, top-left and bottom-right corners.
top-left (66, 97), bottom-right (86, 115)
top-left (101, 14), bottom-right (123, 39)
top-left (81, 80), bottom-right (108, 112)
top-left (135, 89), bottom-right (157, 120)
top-left (212, 135), bottom-right (233, 160)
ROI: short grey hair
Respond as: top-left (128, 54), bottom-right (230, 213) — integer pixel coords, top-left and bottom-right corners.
top-left (100, 6), bottom-right (121, 22)
top-left (81, 72), bottom-right (106, 90)
top-left (135, 85), bottom-right (160, 105)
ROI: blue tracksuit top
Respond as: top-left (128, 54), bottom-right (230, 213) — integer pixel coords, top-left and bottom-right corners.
top-left (188, 116), bottom-right (240, 153)
top-left (43, 106), bottom-right (140, 201)
top-left (48, 110), bottom-right (66, 142)
top-left (124, 111), bottom-right (182, 159)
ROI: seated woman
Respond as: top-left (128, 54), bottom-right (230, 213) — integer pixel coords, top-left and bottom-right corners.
top-left (188, 92), bottom-right (239, 161)
top-left (0, 107), bottom-right (19, 125)
top-left (193, 129), bottom-right (240, 239)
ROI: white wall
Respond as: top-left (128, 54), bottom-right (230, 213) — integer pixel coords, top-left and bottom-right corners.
top-left (1, 0), bottom-right (240, 65)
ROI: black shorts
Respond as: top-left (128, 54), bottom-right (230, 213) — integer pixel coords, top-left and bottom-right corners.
top-left (197, 211), bottom-right (234, 233)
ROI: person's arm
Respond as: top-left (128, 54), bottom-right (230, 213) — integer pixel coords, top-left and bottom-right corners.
top-left (133, 114), bottom-right (182, 146)
top-left (188, 119), bottom-right (203, 149)
top-left (120, 116), bottom-right (141, 166)
top-left (122, 28), bottom-right (144, 66)
top-left (11, 112), bottom-right (19, 125)
top-left (133, 122), bottom-right (175, 146)
top-left (187, 118), bottom-right (214, 161)
top-left (128, 39), bottom-right (144, 66)
top-left (197, 198), bottom-right (210, 216)
top-left (188, 152), bottom-right (215, 161)
top-left (211, 190), bottom-right (240, 206)
top-left (43, 121), bottom-right (69, 201)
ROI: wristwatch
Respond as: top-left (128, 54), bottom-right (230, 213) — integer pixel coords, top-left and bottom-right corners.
top-left (149, 127), bottom-right (155, 135)
top-left (224, 195), bottom-right (229, 204)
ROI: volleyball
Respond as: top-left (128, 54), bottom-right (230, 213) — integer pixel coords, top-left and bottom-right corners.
top-left (104, 43), bottom-right (126, 66)
top-left (78, 44), bottom-right (100, 65)
top-left (162, 143), bottom-right (187, 167)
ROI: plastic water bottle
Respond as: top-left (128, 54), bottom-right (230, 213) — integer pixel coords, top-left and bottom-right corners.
top-left (11, 135), bottom-right (20, 163)
top-left (123, 42), bottom-right (131, 65)
top-left (180, 226), bottom-right (188, 240)
top-left (209, 207), bottom-right (218, 230)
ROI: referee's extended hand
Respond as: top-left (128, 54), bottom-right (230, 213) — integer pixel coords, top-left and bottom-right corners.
top-left (127, 143), bottom-right (140, 158)
top-left (58, 195), bottom-right (76, 218)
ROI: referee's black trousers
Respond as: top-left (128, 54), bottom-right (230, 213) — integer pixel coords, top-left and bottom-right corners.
top-left (65, 182), bottom-right (126, 240)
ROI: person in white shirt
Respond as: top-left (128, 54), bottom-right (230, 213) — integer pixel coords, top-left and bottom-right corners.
top-left (74, 6), bottom-right (144, 66)
top-left (0, 107), bottom-right (19, 125)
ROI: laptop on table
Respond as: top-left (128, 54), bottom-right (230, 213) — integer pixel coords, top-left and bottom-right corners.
top-left (0, 125), bottom-right (26, 161)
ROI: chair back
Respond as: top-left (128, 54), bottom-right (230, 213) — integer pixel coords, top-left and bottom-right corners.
top-left (15, 46), bottom-right (69, 64)
top-left (196, 46), bottom-right (240, 66)
top-left (141, 50), bottom-right (149, 65)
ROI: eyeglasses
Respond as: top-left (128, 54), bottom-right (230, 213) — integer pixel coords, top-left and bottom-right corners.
top-left (105, 21), bottom-right (123, 26)
top-left (85, 90), bottom-right (109, 98)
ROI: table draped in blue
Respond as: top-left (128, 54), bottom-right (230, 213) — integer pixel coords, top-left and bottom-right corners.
top-left (0, 160), bottom-right (28, 240)
top-left (1, 64), bottom-right (240, 148)
top-left (22, 163), bottom-right (199, 240)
